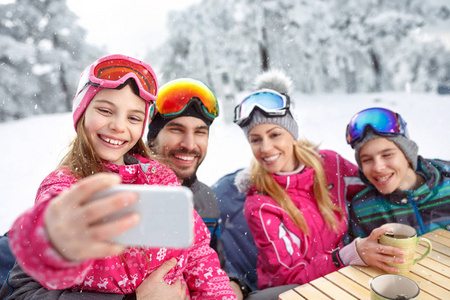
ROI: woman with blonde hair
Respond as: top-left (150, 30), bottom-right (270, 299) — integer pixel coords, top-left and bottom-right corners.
top-left (234, 70), bottom-right (405, 290)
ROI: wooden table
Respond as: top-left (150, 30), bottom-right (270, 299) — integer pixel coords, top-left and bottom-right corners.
top-left (279, 229), bottom-right (450, 300)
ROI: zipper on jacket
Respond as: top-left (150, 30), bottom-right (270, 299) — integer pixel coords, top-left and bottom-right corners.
top-left (409, 195), bottom-right (425, 235)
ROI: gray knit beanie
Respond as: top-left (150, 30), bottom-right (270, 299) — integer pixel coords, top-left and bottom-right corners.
top-left (239, 70), bottom-right (299, 140)
top-left (241, 109), bottom-right (299, 140)
top-left (354, 127), bottom-right (419, 171)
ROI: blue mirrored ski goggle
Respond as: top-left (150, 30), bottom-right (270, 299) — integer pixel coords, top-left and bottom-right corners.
top-left (346, 107), bottom-right (407, 148)
top-left (234, 89), bottom-right (290, 126)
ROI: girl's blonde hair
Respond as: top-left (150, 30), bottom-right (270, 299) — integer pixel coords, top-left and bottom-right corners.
top-left (250, 139), bottom-right (343, 235)
top-left (59, 113), bottom-right (152, 179)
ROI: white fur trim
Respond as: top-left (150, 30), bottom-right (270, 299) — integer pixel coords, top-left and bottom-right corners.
top-left (234, 167), bottom-right (253, 194)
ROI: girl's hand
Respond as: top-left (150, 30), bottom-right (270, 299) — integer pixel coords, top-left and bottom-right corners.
top-left (136, 258), bottom-right (188, 300)
top-left (356, 226), bottom-right (405, 273)
top-left (44, 173), bottom-right (139, 261)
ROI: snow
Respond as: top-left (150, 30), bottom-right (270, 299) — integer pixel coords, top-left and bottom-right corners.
top-left (66, 0), bottom-right (202, 57)
top-left (1, 92), bottom-right (449, 233)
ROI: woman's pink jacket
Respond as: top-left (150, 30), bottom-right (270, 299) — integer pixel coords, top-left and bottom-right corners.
top-left (243, 150), bottom-right (362, 289)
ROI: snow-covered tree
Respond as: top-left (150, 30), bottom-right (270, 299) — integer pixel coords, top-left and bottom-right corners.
top-left (153, 0), bottom-right (450, 95)
top-left (0, 0), bottom-right (101, 122)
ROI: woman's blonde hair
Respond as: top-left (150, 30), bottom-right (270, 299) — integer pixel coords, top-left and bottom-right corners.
top-left (250, 139), bottom-right (343, 235)
top-left (59, 113), bottom-right (152, 179)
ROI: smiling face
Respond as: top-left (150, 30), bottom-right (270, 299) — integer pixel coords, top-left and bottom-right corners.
top-left (150, 116), bottom-right (209, 183)
top-left (83, 84), bottom-right (146, 165)
top-left (248, 123), bottom-right (298, 174)
top-left (359, 137), bottom-right (418, 194)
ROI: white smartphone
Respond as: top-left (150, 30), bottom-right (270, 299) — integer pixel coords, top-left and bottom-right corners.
top-left (90, 184), bottom-right (194, 248)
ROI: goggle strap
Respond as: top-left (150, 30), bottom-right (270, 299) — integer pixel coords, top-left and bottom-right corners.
top-left (235, 105), bottom-right (288, 126)
top-left (157, 98), bottom-right (216, 122)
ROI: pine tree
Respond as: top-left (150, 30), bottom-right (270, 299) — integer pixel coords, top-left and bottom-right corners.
top-left (0, 0), bottom-right (101, 122)
top-left (153, 0), bottom-right (450, 95)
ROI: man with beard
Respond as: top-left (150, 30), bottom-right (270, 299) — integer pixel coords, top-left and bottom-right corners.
top-left (145, 78), bottom-right (223, 253)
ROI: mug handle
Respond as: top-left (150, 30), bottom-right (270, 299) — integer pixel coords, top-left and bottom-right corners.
top-left (413, 237), bottom-right (433, 265)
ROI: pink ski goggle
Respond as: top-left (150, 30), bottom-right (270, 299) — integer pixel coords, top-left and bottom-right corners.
top-left (76, 54), bottom-right (158, 104)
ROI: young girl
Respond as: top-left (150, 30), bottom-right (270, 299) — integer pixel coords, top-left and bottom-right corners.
top-left (233, 70), bottom-right (405, 290)
top-left (7, 54), bottom-right (236, 299)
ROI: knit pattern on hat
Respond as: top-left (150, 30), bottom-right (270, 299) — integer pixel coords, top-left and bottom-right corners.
top-left (239, 69), bottom-right (298, 140)
top-left (354, 127), bottom-right (419, 172)
top-left (241, 109), bottom-right (299, 140)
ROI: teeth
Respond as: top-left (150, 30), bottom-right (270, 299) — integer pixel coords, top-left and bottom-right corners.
top-left (264, 154), bottom-right (279, 162)
top-left (376, 175), bottom-right (391, 182)
top-left (175, 154), bottom-right (195, 161)
top-left (103, 137), bottom-right (125, 145)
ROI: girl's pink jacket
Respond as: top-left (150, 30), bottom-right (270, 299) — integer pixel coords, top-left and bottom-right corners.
top-left (9, 155), bottom-right (236, 300)
top-left (243, 150), bottom-right (362, 289)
